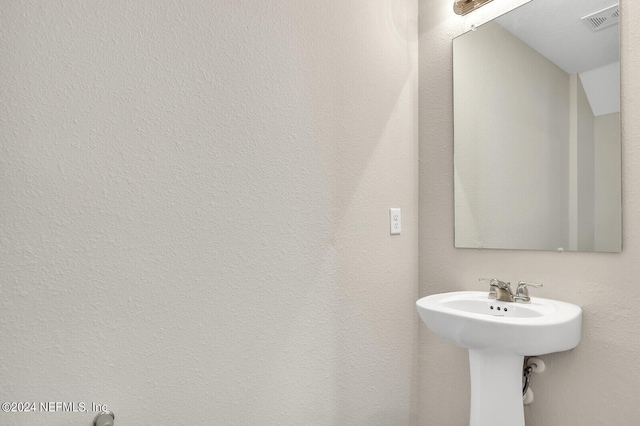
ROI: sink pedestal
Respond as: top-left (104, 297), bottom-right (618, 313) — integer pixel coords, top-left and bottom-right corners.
top-left (417, 291), bottom-right (582, 426)
top-left (468, 349), bottom-right (524, 426)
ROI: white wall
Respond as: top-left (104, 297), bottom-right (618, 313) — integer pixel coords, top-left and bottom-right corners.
top-left (419, 0), bottom-right (640, 424)
top-left (580, 61), bottom-right (622, 117)
top-left (595, 112), bottom-right (622, 252)
top-left (571, 74), bottom-right (596, 251)
top-left (0, 1), bottom-right (419, 425)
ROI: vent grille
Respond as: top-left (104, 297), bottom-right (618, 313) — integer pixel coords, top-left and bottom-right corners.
top-left (581, 4), bottom-right (620, 32)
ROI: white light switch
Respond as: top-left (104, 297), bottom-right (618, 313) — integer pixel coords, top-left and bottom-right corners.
top-left (390, 208), bottom-right (401, 235)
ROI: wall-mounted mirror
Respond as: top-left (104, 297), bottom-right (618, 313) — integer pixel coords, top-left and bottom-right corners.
top-left (453, 0), bottom-right (621, 252)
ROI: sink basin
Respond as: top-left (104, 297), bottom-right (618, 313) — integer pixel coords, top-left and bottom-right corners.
top-left (416, 291), bottom-right (582, 426)
top-left (416, 291), bottom-right (582, 355)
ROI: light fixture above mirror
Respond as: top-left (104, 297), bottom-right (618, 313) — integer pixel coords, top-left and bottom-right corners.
top-left (454, 0), bottom-right (495, 15)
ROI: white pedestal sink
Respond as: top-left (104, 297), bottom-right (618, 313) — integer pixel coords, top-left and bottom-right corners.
top-left (416, 291), bottom-right (582, 426)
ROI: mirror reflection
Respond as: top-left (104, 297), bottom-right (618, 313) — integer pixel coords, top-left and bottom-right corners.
top-left (453, 0), bottom-right (621, 252)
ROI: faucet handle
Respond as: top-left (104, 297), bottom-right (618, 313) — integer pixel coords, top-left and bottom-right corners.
top-left (478, 278), bottom-right (497, 298)
top-left (515, 281), bottom-right (543, 303)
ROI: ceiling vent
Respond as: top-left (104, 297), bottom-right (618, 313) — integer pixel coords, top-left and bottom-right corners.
top-left (581, 4), bottom-right (619, 32)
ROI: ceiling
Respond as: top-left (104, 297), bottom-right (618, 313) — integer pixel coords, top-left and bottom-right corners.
top-left (495, 0), bottom-right (619, 75)
top-left (494, 0), bottom-right (620, 115)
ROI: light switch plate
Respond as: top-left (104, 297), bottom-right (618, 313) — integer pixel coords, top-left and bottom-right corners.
top-left (390, 208), bottom-right (401, 235)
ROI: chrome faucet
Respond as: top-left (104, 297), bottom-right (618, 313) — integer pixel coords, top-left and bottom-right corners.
top-left (479, 278), bottom-right (543, 303)
top-left (493, 279), bottom-right (515, 302)
top-left (479, 278), bottom-right (514, 302)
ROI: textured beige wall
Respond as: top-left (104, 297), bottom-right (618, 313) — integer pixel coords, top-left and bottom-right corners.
top-left (575, 75), bottom-right (596, 252)
top-left (0, 1), bottom-right (419, 425)
top-left (419, 0), bottom-right (640, 424)
top-left (595, 112), bottom-right (622, 252)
